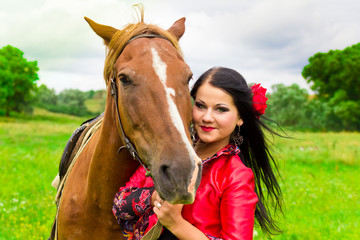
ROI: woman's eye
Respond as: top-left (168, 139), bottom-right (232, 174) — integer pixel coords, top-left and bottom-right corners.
top-left (195, 102), bottom-right (206, 109)
top-left (217, 107), bottom-right (229, 113)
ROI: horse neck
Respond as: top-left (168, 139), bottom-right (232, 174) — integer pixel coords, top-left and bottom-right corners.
top-left (86, 87), bottom-right (139, 202)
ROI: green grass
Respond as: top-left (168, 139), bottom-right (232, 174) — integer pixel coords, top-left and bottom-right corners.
top-left (85, 91), bottom-right (106, 115)
top-left (254, 132), bottom-right (360, 239)
top-left (0, 108), bottom-right (85, 239)
top-left (0, 109), bottom-right (359, 239)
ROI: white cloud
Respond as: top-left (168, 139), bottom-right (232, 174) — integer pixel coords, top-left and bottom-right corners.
top-left (1, 0), bottom-right (360, 93)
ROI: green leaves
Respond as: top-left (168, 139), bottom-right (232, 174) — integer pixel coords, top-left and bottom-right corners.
top-left (302, 43), bottom-right (360, 100)
top-left (34, 86), bottom-right (91, 116)
top-left (0, 45), bottom-right (39, 116)
top-left (301, 42), bottom-right (360, 131)
top-left (266, 84), bottom-right (309, 128)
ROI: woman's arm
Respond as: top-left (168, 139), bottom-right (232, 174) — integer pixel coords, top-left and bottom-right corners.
top-left (112, 165), bottom-right (157, 240)
top-left (220, 166), bottom-right (258, 239)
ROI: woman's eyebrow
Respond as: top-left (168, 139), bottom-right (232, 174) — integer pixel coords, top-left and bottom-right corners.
top-left (215, 103), bottom-right (229, 108)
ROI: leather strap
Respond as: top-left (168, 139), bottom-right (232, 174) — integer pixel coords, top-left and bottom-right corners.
top-left (141, 221), bottom-right (163, 240)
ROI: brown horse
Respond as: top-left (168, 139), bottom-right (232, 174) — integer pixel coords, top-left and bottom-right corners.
top-left (56, 10), bottom-right (202, 240)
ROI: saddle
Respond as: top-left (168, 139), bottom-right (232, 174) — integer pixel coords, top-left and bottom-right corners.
top-left (48, 113), bottom-right (104, 240)
top-left (60, 113), bottom-right (104, 181)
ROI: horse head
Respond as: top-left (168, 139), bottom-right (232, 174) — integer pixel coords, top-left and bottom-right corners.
top-left (85, 15), bottom-right (201, 204)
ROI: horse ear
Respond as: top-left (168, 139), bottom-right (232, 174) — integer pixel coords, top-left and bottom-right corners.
top-left (84, 17), bottom-right (118, 45)
top-left (167, 17), bottom-right (186, 40)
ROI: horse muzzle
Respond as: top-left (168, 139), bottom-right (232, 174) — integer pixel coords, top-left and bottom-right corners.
top-left (152, 156), bottom-right (202, 204)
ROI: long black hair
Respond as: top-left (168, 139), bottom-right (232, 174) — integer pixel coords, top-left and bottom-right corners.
top-left (190, 67), bottom-right (283, 235)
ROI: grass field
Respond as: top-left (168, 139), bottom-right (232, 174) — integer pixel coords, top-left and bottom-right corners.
top-left (255, 131), bottom-right (360, 239)
top-left (0, 109), bottom-right (359, 239)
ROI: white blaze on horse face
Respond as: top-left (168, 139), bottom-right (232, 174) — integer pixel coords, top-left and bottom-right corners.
top-left (151, 48), bottom-right (201, 194)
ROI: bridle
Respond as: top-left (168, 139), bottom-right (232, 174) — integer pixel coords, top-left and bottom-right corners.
top-left (110, 33), bottom-right (173, 177)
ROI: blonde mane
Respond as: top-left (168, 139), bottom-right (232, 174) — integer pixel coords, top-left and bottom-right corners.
top-left (103, 6), bottom-right (183, 85)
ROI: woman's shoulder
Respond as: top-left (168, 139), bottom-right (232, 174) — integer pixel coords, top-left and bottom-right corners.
top-left (215, 151), bottom-right (251, 171)
top-left (213, 153), bottom-right (255, 186)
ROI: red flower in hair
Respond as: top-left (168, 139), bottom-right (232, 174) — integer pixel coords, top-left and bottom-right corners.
top-left (251, 83), bottom-right (268, 117)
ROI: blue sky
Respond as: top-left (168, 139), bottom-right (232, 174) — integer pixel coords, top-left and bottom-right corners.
top-left (1, 0), bottom-right (359, 93)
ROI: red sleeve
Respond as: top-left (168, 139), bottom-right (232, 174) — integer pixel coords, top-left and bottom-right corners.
top-left (220, 164), bottom-right (258, 240)
top-left (119, 166), bottom-right (153, 191)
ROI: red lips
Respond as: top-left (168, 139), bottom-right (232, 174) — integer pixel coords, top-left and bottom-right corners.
top-left (201, 126), bottom-right (215, 132)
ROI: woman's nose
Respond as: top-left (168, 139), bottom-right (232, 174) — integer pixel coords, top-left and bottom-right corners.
top-left (202, 109), bottom-right (214, 122)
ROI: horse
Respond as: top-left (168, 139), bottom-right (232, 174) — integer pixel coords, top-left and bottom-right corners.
top-left (54, 10), bottom-right (202, 240)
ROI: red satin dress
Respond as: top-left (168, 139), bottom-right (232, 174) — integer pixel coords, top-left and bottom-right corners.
top-left (113, 144), bottom-right (258, 240)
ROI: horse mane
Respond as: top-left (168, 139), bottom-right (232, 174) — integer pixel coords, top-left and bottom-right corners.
top-left (103, 5), bottom-right (183, 85)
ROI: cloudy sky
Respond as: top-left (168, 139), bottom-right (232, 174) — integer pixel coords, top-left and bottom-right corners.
top-left (1, 0), bottom-right (359, 93)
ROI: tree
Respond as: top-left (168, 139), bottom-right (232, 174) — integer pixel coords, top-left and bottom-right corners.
top-left (57, 89), bottom-right (89, 116)
top-left (266, 84), bottom-right (309, 128)
top-left (0, 45), bottom-right (39, 116)
top-left (302, 43), bottom-right (360, 131)
top-left (0, 55), bottom-right (12, 111)
top-left (35, 84), bottom-right (58, 107)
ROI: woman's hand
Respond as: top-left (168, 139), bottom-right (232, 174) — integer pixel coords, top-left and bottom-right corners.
top-left (152, 191), bottom-right (185, 229)
top-left (151, 191), bottom-right (209, 240)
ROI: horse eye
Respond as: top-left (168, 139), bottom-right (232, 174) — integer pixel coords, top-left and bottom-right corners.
top-left (118, 75), bottom-right (132, 86)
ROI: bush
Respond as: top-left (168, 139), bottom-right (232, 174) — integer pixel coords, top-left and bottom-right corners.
top-left (266, 84), bottom-right (309, 129)
top-left (34, 86), bottom-right (91, 116)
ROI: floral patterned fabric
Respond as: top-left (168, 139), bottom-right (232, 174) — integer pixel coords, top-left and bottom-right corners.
top-left (113, 187), bottom-right (155, 240)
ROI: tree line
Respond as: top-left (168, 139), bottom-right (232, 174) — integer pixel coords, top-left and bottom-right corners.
top-left (36, 85), bottom-right (105, 116)
top-left (1, 44), bottom-right (359, 131)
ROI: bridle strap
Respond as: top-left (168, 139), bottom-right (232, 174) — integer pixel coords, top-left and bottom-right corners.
top-left (110, 33), bottom-right (172, 177)
top-left (126, 33), bottom-right (169, 45)
top-left (110, 77), bottom-right (151, 177)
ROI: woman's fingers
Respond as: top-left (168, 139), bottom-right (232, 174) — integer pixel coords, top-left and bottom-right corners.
top-left (153, 201), bottom-right (184, 229)
top-left (154, 200), bottom-right (162, 209)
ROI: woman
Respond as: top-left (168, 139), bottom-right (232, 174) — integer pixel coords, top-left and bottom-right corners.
top-left (113, 67), bottom-right (283, 239)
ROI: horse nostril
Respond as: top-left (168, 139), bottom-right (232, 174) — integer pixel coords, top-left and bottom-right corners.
top-left (159, 164), bottom-right (173, 186)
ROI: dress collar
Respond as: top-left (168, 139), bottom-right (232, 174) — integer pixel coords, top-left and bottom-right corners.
top-left (202, 144), bottom-right (240, 165)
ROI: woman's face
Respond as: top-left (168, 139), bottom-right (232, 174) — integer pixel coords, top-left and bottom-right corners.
top-left (192, 81), bottom-right (243, 147)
